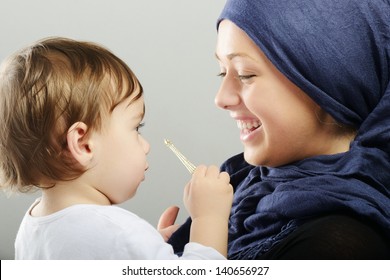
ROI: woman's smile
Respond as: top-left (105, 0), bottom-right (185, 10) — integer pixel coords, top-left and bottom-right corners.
top-left (236, 119), bottom-right (262, 141)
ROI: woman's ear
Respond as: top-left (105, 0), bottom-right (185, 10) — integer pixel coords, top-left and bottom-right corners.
top-left (67, 122), bottom-right (94, 167)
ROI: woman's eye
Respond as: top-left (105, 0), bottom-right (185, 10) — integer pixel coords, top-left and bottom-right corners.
top-left (238, 74), bottom-right (256, 81)
top-left (217, 71), bottom-right (256, 82)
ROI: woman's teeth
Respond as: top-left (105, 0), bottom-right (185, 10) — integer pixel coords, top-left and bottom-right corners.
top-left (237, 120), bottom-right (261, 131)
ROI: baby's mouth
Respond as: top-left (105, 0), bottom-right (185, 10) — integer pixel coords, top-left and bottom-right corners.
top-left (237, 120), bottom-right (261, 135)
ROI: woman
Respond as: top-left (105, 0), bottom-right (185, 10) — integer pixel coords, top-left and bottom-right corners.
top-left (165, 0), bottom-right (390, 259)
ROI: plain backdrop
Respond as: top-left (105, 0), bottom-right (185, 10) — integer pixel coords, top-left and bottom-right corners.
top-left (0, 0), bottom-right (243, 259)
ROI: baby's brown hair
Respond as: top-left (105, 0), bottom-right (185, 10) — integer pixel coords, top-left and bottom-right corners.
top-left (0, 37), bottom-right (143, 192)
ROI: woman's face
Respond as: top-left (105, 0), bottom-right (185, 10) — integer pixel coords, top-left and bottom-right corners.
top-left (215, 20), bottom-right (351, 167)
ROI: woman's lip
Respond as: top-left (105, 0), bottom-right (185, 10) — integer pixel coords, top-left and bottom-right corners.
top-left (231, 116), bottom-right (262, 141)
top-left (240, 124), bottom-right (262, 142)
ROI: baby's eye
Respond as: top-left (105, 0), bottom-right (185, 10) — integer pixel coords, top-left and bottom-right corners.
top-left (217, 72), bottom-right (226, 78)
top-left (136, 122), bottom-right (145, 133)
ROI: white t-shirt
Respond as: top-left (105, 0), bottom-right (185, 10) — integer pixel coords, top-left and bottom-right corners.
top-left (15, 201), bottom-right (224, 260)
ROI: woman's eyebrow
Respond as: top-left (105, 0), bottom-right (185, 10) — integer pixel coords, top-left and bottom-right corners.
top-left (215, 52), bottom-right (254, 61)
top-left (215, 52), bottom-right (256, 61)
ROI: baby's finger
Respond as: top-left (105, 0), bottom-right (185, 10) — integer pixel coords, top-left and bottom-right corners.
top-left (205, 165), bottom-right (220, 177)
top-left (183, 181), bottom-right (191, 200)
top-left (193, 165), bottom-right (207, 177)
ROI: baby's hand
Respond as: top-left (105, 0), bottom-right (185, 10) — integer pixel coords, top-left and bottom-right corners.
top-left (183, 165), bottom-right (233, 221)
top-left (184, 165), bottom-right (233, 257)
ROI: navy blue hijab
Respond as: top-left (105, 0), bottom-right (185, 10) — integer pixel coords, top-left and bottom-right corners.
top-left (168, 0), bottom-right (390, 259)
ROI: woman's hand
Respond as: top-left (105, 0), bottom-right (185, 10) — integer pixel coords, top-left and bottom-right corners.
top-left (157, 205), bottom-right (180, 241)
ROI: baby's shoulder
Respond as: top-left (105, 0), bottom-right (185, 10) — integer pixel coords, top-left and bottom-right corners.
top-left (66, 204), bottom-right (160, 241)
top-left (75, 205), bottom-right (143, 227)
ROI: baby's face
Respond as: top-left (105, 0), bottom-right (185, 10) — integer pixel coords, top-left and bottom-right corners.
top-left (89, 95), bottom-right (150, 204)
top-left (215, 20), bottom-right (350, 167)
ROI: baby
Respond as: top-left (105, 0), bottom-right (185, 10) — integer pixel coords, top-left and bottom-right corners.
top-left (0, 37), bottom-right (233, 259)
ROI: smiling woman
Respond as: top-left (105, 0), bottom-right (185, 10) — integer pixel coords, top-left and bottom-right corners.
top-left (168, 0), bottom-right (390, 259)
top-left (215, 22), bottom-right (356, 167)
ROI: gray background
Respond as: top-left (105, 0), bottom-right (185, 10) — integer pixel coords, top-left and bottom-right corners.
top-left (0, 0), bottom-right (242, 259)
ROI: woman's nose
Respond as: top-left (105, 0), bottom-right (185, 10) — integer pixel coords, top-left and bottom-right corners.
top-left (214, 77), bottom-right (240, 110)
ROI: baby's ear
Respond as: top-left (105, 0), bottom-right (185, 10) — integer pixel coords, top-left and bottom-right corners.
top-left (66, 122), bottom-right (94, 167)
